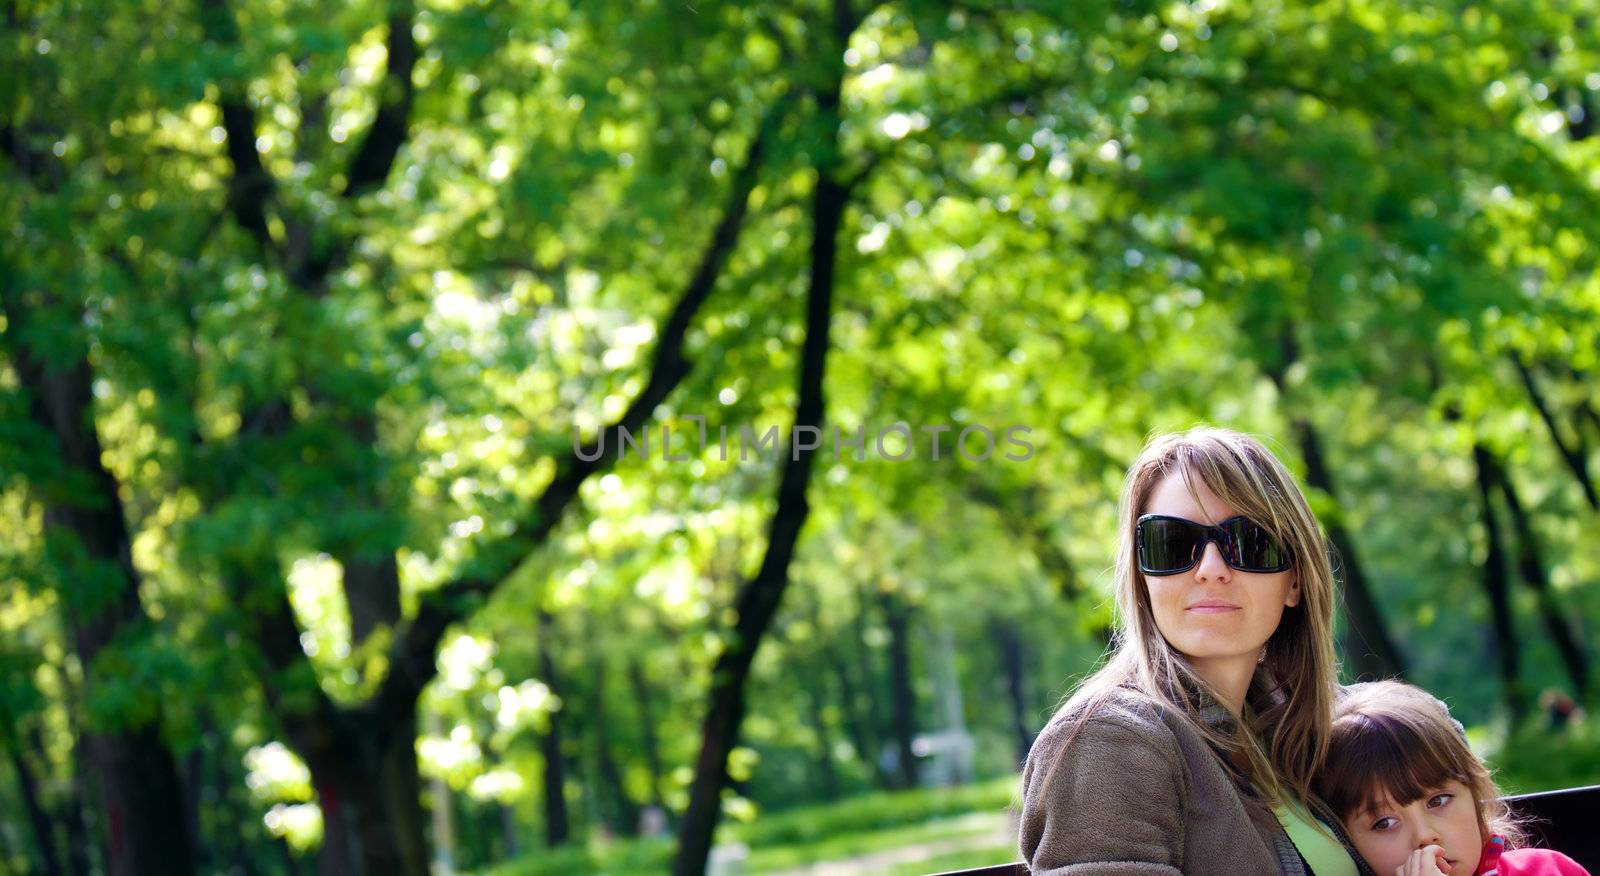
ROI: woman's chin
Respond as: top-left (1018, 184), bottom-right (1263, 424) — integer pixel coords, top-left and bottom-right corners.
top-left (1170, 636), bottom-right (1268, 664)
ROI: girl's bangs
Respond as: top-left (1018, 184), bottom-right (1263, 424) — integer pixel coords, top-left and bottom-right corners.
top-left (1321, 711), bottom-right (1474, 820)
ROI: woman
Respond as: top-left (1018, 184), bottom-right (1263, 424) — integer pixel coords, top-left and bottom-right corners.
top-left (1019, 427), bottom-right (1373, 875)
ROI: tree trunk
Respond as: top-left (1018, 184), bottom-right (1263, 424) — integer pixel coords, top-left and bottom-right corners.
top-left (2, 714), bottom-right (64, 876)
top-left (85, 726), bottom-right (197, 876)
top-left (825, 643), bottom-right (877, 776)
top-left (879, 588), bottom-right (920, 789)
top-left (279, 839), bottom-right (304, 876)
top-left (0, 287), bottom-right (196, 876)
top-left (805, 590), bottom-right (877, 778)
top-left (1290, 419), bottom-right (1407, 681)
top-left (330, 496), bottom-right (426, 873)
top-left (1485, 451), bottom-right (1592, 700)
top-left (670, 39), bottom-right (851, 873)
top-left (1264, 327), bottom-right (1405, 680)
top-left (206, 721), bottom-right (256, 876)
top-left (38, 716), bottom-right (92, 876)
top-left (499, 800), bottom-right (520, 858)
top-left (182, 732), bottom-right (207, 873)
top-left (590, 658), bottom-right (639, 835)
top-left (380, 713), bottom-right (429, 873)
top-left (302, 718), bottom-right (428, 876)
top-left (992, 617), bottom-right (1035, 767)
top-left (853, 578), bottom-right (893, 783)
top-left (537, 609), bottom-right (570, 847)
top-left (1472, 444), bottom-right (1528, 721)
top-left (626, 658), bottom-right (667, 814)
top-left (65, 724), bottom-right (99, 876)
top-left (802, 654), bottom-right (841, 801)
top-left (345, 552), bottom-right (402, 649)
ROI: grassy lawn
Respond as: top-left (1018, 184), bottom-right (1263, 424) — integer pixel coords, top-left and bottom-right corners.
top-left (885, 844), bottom-right (1021, 876)
top-left (481, 775), bottom-right (1019, 875)
top-left (744, 810), bottom-right (1012, 873)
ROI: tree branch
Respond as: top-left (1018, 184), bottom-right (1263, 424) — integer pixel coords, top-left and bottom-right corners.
top-left (674, 69), bottom-right (847, 876)
top-left (370, 106), bottom-right (782, 735)
top-left (198, 0), bottom-right (281, 257)
top-left (1514, 354), bottom-right (1599, 510)
top-left (340, 1), bottom-right (417, 201)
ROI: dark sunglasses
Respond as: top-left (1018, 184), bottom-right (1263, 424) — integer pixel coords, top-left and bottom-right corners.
top-left (1135, 514), bottom-right (1293, 575)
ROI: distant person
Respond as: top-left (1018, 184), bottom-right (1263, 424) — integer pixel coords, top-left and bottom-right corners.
top-left (1020, 427), bottom-right (1369, 875)
top-left (1538, 688), bottom-right (1584, 732)
top-left (1316, 681), bottom-right (1590, 876)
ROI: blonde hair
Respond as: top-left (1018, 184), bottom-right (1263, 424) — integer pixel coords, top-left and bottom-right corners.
top-left (1315, 681), bottom-right (1526, 846)
top-left (1055, 426), bottom-right (1341, 811)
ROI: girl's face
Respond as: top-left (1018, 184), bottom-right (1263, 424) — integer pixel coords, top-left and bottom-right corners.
top-left (1343, 780), bottom-right (1484, 875)
top-left (1141, 473), bottom-right (1299, 683)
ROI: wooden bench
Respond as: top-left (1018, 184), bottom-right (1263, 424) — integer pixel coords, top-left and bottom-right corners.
top-left (928, 785), bottom-right (1600, 876)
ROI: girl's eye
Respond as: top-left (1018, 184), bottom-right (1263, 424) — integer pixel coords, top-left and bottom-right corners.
top-left (1370, 816), bottom-right (1398, 832)
top-left (1428, 793), bottom-right (1454, 809)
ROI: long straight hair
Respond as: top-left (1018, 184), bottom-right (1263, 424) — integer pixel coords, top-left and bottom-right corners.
top-left (1054, 427), bottom-right (1342, 811)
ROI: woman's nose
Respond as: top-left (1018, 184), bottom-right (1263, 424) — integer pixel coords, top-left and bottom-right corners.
top-left (1194, 541), bottom-right (1232, 582)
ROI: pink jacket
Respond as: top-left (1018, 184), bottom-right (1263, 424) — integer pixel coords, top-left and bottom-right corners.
top-left (1475, 835), bottom-right (1590, 876)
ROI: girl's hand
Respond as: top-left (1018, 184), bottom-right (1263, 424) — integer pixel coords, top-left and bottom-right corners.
top-left (1393, 845), bottom-right (1453, 876)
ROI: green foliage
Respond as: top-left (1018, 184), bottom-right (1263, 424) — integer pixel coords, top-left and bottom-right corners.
top-left (5, 0), bottom-right (1600, 870)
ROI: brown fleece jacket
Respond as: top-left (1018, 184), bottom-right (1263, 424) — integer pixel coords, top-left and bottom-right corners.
top-left (1019, 686), bottom-right (1304, 876)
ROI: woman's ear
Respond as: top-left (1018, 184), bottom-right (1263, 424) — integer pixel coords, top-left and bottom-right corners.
top-left (1284, 577), bottom-right (1301, 608)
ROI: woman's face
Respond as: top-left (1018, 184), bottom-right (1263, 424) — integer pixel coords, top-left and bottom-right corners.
top-left (1141, 472), bottom-right (1299, 682)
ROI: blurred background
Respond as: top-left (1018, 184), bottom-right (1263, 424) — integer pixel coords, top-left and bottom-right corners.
top-left (4, 0), bottom-right (1600, 873)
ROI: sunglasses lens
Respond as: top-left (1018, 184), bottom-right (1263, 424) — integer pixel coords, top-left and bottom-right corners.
top-left (1137, 517), bottom-right (1202, 574)
top-left (1222, 518), bottom-right (1290, 572)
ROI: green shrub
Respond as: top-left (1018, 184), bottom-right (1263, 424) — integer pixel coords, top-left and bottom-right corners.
top-left (1488, 715), bottom-right (1600, 797)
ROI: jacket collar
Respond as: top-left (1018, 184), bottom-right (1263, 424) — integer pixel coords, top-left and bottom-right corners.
top-left (1475, 834), bottom-right (1508, 876)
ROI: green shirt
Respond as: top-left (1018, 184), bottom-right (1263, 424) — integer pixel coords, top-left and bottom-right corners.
top-left (1275, 798), bottom-right (1359, 876)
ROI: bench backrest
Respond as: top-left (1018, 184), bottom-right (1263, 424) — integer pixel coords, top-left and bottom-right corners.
top-left (928, 785), bottom-right (1600, 876)
top-left (1512, 784), bottom-right (1600, 869)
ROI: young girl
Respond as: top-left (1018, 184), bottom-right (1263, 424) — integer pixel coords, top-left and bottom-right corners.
top-left (1314, 681), bottom-right (1590, 876)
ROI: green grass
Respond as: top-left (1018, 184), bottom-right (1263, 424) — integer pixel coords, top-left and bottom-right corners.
top-left (727, 774), bottom-right (1019, 849)
top-left (478, 776), bottom-right (1021, 876)
top-left (479, 837), bottom-right (675, 876)
top-left (744, 811), bottom-right (1010, 873)
top-left (882, 844), bottom-right (1021, 875)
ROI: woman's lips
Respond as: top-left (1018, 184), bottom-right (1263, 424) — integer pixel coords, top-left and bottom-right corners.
top-left (1187, 603), bottom-right (1240, 613)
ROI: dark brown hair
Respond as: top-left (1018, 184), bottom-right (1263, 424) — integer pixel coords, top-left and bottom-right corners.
top-left (1314, 681), bottom-right (1525, 846)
